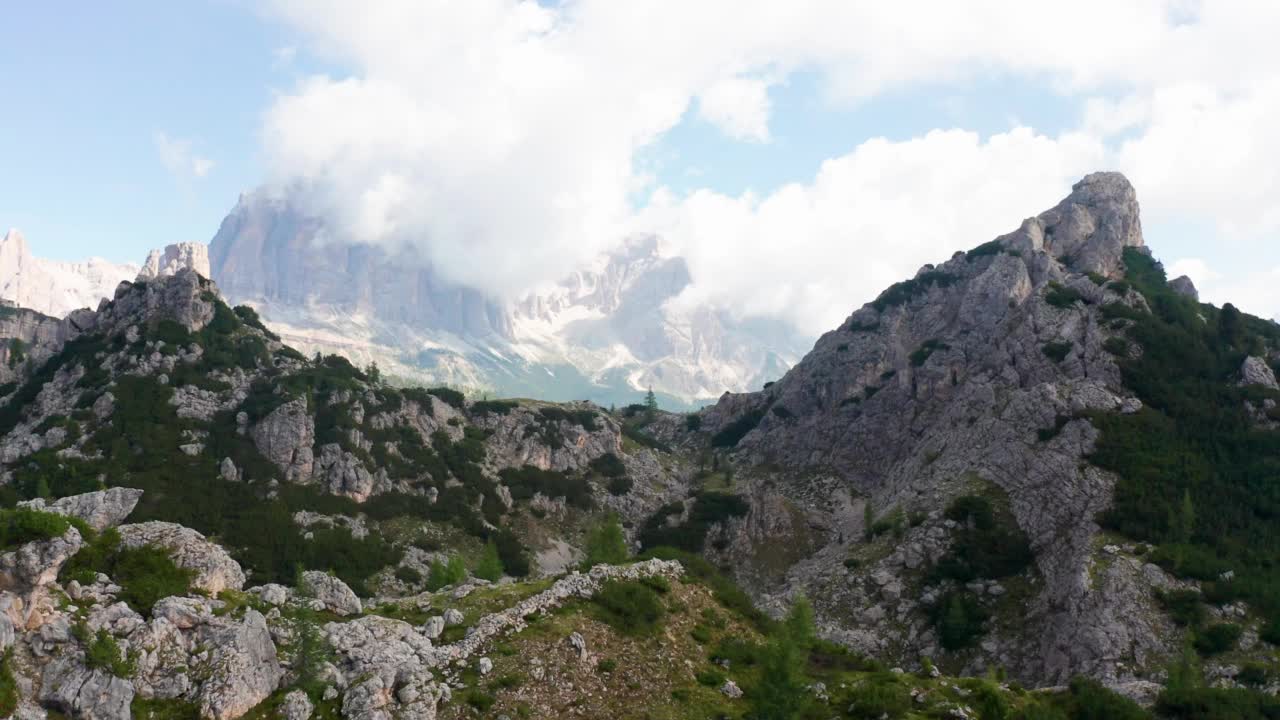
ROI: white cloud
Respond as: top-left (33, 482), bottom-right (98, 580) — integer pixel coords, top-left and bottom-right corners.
top-left (154, 132), bottom-right (214, 180)
top-left (1169, 257), bottom-right (1280, 321)
top-left (257, 0), bottom-right (1280, 326)
top-left (640, 128), bottom-right (1106, 335)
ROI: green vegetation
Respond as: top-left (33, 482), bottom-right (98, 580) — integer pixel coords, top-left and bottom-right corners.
top-left (1089, 247), bottom-right (1280, 628)
top-left (711, 407), bottom-right (766, 447)
top-left (0, 651), bottom-right (17, 719)
top-left (80, 625), bottom-right (137, 678)
top-left (1046, 282), bottom-right (1088, 308)
top-left (591, 579), bottom-right (665, 636)
top-left (638, 491), bottom-right (748, 553)
top-left (929, 591), bottom-right (990, 651)
top-left (62, 529), bottom-right (195, 615)
top-left (1192, 623), bottom-right (1242, 656)
top-left (932, 494), bottom-right (1034, 584)
top-left (872, 270), bottom-right (958, 312)
top-left (500, 465), bottom-right (592, 508)
top-left (1042, 341), bottom-right (1073, 363)
top-left (426, 555), bottom-right (467, 591)
top-left (472, 399), bottom-right (518, 415)
top-left (910, 339), bottom-right (950, 367)
top-left (0, 507), bottom-right (81, 549)
top-left (474, 540), bottom-right (504, 581)
top-left (750, 598), bottom-right (815, 720)
top-left (583, 516), bottom-right (629, 567)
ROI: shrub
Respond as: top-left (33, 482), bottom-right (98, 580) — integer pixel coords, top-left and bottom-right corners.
top-left (845, 676), bottom-right (911, 719)
top-left (595, 658), bottom-right (617, 674)
top-left (500, 465), bottom-right (592, 508)
top-left (606, 475), bottom-right (633, 496)
top-left (711, 408), bottom-right (766, 447)
top-left (1103, 337), bottom-right (1130, 356)
top-left (464, 691), bottom-right (496, 711)
top-left (930, 592), bottom-right (989, 650)
top-left (1042, 341), bottom-right (1073, 363)
top-left (425, 386), bottom-right (465, 409)
top-left (871, 271), bottom-right (958, 312)
top-left (1156, 685), bottom-right (1280, 719)
top-left (966, 240), bottom-right (1006, 260)
top-left (583, 517), bottom-right (629, 567)
top-left (474, 540), bottom-right (504, 581)
top-left (685, 414), bottom-right (702, 431)
top-left (638, 491), bottom-right (748, 553)
top-left (695, 668), bottom-right (726, 687)
top-left (0, 508), bottom-right (77, 549)
top-left (592, 580), bottom-right (664, 636)
top-left (84, 627), bottom-right (136, 678)
top-left (471, 400), bottom-right (517, 415)
top-left (910, 339), bottom-right (950, 367)
top-left (588, 453), bottom-right (626, 477)
top-left (1063, 677), bottom-right (1149, 720)
top-left (0, 651), bottom-right (16, 719)
top-left (1087, 272), bottom-right (1108, 286)
top-left (1156, 589), bottom-right (1205, 627)
top-left (932, 493), bottom-right (1033, 583)
top-left (1045, 282), bottom-right (1087, 308)
top-left (394, 565), bottom-right (423, 585)
top-left (493, 529), bottom-right (530, 577)
top-left (1193, 623), bottom-right (1242, 656)
top-left (1236, 662), bottom-right (1269, 687)
top-left (426, 555), bottom-right (467, 591)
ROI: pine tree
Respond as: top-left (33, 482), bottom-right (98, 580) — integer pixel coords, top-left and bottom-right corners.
top-left (366, 361), bottom-right (381, 384)
top-left (584, 516), bottom-right (629, 567)
top-left (474, 540), bottom-right (504, 581)
top-left (751, 597), bottom-right (814, 720)
top-left (644, 387), bottom-right (658, 416)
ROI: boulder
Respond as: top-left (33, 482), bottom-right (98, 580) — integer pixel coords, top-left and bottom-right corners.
top-left (422, 615), bottom-right (444, 640)
top-left (40, 654), bottom-right (135, 720)
top-left (281, 689), bottom-right (315, 720)
top-left (1169, 275), bottom-right (1198, 300)
top-left (0, 527), bottom-right (83, 629)
top-left (117, 521), bottom-right (246, 594)
top-left (442, 608), bottom-right (464, 627)
top-left (18, 488), bottom-right (142, 531)
top-left (194, 609), bottom-right (284, 720)
top-left (251, 397), bottom-right (315, 483)
top-left (1241, 356), bottom-right (1279, 390)
top-left (301, 571), bottom-right (362, 616)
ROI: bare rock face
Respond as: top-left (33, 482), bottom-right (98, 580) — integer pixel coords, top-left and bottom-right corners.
top-left (18, 487), bottom-right (142, 532)
top-left (476, 402), bottom-right (622, 473)
top-left (315, 444), bottom-right (385, 502)
top-left (0, 527), bottom-right (83, 629)
top-left (301, 570), bottom-right (362, 616)
top-left (1169, 275), bottom-right (1199, 301)
top-left (252, 397), bottom-right (316, 483)
top-left (117, 521), bottom-right (246, 594)
top-left (137, 242), bottom-right (212, 282)
top-left (194, 609), bottom-right (285, 720)
top-left (1241, 356), bottom-right (1279, 390)
top-left (93, 268), bottom-right (219, 335)
top-left (698, 173), bottom-right (1172, 686)
top-left (998, 171), bottom-right (1144, 278)
top-left (40, 654), bottom-right (135, 720)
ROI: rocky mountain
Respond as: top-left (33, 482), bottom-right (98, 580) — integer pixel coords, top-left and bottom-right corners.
top-left (207, 193), bottom-right (807, 408)
top-left (0, 229), bottom-right (209, 320)
top-left (0, 173), bottom-right (1275, 719)
top-left (0, 230), bottom-right (139, 320)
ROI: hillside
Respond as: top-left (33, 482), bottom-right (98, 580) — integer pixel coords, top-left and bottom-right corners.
top-left (0, 173), bottom-right (1275, 719)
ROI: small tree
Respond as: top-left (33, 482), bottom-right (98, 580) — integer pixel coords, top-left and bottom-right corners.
top-left (474, 540), bottom-right (504, 581)
top-left (751, 597), bottom-right (814, 720)
top-left (366, 361), bottom-right (382, 384)
top-left (584, 516), bottom-right (629, 567)
top-left (644, 387), bottom-right (658, 418)
top-left (294, 612), bottom-right (328, 694)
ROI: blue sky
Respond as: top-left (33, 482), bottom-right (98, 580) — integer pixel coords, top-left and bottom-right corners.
top-left (2, 2), bottom-right (1277, 327)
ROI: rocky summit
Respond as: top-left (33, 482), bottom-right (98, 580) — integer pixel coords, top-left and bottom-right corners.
top-left (0, 172), bottom-right (1276, 719)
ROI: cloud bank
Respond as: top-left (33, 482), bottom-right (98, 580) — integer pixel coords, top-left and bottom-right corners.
top-left (260, 0), bottom-right (1280, 330)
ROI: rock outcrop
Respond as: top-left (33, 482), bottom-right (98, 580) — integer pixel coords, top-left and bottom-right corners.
top-left (138, 242), bottom-right (212, 282)
top-left (117, 522), bottom-right (246, 594)
top-left (301, 570), bottom-right (362, 616)
top-left (252, 397), bottom-right (316, 484)
top-left (18, 488), bottom-right (142, 532)
top-left (1241, 355), bottom-right (1279, 390)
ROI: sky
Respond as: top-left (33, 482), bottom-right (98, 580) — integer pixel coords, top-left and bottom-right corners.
top-left (2, 0), bottom-right (1279, 333)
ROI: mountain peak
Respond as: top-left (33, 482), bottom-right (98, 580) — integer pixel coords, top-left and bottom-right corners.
top-left (1001, 170), bottom-right (1143, 277)
top-left (138, 241), bottom-right (212, 281)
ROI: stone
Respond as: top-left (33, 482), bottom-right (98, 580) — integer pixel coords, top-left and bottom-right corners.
top-left (568, 631), bottom-right (587, 661)
top-left (220, 457), bottom-right (239, 483)
top-left (40, 654), bottom-right (135, 720)
top-left (195, 609), bottom-right (284, 720)
top-left (117, 521), bottom-right (246, 594)
top-left (252, 583), bottom-right (290, 606)
top-left (251, 397), bottom-right (315, 483)
top-left (18, 488), bottom-right (142, 532)
top-left (443, 608), bottom-right (464, 627)
top-left (1240, 356), bottom-right (1279, 390)
top-left (422, 615), bottom-right (445, 640)
top-left (720, 679), bottom-right (743, 699)
top-left (478, 656), bottom-right (493, 675)
top-left (301, 570), bottom-right (362, 616)
top-left (281, 689), bottom-right (315, 720)
top-left (1169, 275), bottom-right (1198, 300)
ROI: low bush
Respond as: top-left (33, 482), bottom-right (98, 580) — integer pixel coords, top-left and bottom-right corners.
top-left (929, 592), bottom-right (988, 651)
top-left (845, 676), bottom-right (911, 719)
top-left (695, 668), bottom-right (726, 687)
top-left (1063, 676), bottom-right (1149, 720)
top-left (592, 580), bottom-right (664, 636)
top-left (710, 408), bottom-right (766, 447)
top-left (588, 453), bottom-right (626, 478)
top-left (1043, 341), bottom-right (1073, 363)
top-left (607, 475), bottom-right (633, 496)
top-left (0, 508), bottom-right (79, 549)
top-left (394, 566), bottom-right (423, 585)
top-left (84, 627), bottom-right (136, 678)
top-left (1045, 283), bottom-right (1087, 308)
top-left (1193, 623), bottom-right (1242, 656)
top-left (426, 555), bottom-right (467, 591)
top-left (1156, 589), bottom-right (1206, 627)
top-left (910, 339), bottom-right (950, 367)
top-left (685, 414), bottom-right (702, 431)
top-left (471, 400), bottom-right (517, 415)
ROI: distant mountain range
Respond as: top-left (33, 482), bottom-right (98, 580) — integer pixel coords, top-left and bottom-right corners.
top-left (0, 199), bottom-right (807, 408)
